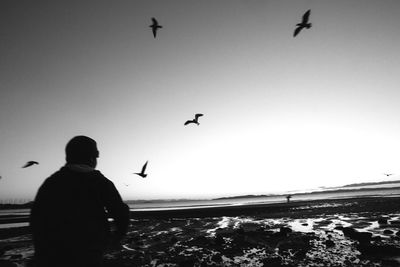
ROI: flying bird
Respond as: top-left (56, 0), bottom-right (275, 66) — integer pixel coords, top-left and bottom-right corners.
top-left (184, 113), bottom-right (204, 126)
top-left (134, 161), bottom-right (148, 178)
top-left (22, 161), bottom-right (39, 168)
top-left (384, 173), bottom-right (394, 177)
top-left (294, 9), bottom-right (312, 37)
top-left (150, 17), bottom-right (162, 38)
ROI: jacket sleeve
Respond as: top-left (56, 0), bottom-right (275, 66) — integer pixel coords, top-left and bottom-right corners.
top-left (30, 179), bottom-right (54, 252)
top-left (102, 178), bottom-right (130, 238)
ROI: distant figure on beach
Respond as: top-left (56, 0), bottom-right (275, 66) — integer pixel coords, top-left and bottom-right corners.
top-left (22, 161), bottom-right (39, 168)
top-left (30, 136), bottom-right (130, 267)
top-left (286, 195), bottom-right (292, 203)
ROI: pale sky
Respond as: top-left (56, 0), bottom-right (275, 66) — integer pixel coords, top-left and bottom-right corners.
top-left (1, 0), bottom-right (400, 200)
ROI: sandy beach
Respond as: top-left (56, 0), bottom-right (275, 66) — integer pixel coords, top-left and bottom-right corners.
top-left (2, 196), bottom-right (400, 266)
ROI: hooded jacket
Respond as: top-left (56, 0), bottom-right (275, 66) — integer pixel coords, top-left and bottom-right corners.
top-left (30, 165), bottom-right (129, 264)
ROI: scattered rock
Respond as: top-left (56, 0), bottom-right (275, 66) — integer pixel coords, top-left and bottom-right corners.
top-left (357, 232), bottom-right (373, 244)
top-left (358, 243), bottom-right (400, 257)
top-left (279, 227), bottom-right (292, 235)
top-left (9, 254), bottom-right (22, 260)
top-left (335, 225), bottom-right (344, 231)
top-left (241, 222), bottom-right (261, 232)
top-left (325, 239), bottom-right (335, 248)
top-left (188, 235), bottom-right (210, 247)
top-left (211, 253), bottom-right (222, 263)
top-left (0, 260), bottom-right (17, 267)
top-left (341, 227), bottom-right (358, 238)
top-left (277, 233), bottom-right (313, 259)
top-left (378, 218), bottom-right (389, 226)
top-left (381, 259), bottom-right (400, 267)
top-left (372, 235), bottom-right (382, 242)
top-left (135, 240), bottom-right (144, 246)
top-left (235, 228), bottom-right (245, 235)
top-left (2, 245), bottom-right (13, 251)
top-left (383, 229), bottom-right (394, 235)
top-left (215, 227), bottom-right (236, 236)
top-left (261, 257), bottom-right (282, 267)
top-left (341, 227), bottom-right (372, 243)
top-left (215, 234), bottom-right (224, 246)
top-left (178, 258), bottom-right (197, 267)
top-left (389, 220), bottom-right (400, 227)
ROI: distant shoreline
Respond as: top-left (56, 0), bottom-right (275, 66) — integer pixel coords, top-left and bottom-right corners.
top-left (1, 185), bottom-right (400, 210)
top-left (213, 185), bottom-right (400, 200)
top-left (129, 195), bottom-right (400, 219)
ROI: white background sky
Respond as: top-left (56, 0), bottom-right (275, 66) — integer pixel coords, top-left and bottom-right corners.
top-left (1, 0), bottom-right (400, 200)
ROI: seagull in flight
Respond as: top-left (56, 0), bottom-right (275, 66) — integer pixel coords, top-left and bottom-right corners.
top-left (22, 161), bottom-right (39, 168)
top-left (184, 113), bottom-right (204, 126)
top-left (384, 173), bottom-right (394, 177)
top-left (150, 17), bottom-right (162, 38)
top-left (294, 9), bottom-right (312, 37)
top-left (134, 161), bottom-right (148, 178)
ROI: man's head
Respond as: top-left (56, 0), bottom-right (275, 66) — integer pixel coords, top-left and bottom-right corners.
top-left (65, 136), bottom-right (99, 167)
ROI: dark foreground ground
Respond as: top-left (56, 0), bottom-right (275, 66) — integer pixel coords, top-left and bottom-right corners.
top-left (2, 196), bottom-right (400, 266)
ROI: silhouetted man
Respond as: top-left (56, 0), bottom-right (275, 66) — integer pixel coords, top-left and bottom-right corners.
top-left (30, 136), bottom-right (130, 267)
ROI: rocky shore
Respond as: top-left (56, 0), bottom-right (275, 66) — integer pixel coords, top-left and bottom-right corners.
top-left (2, 196), bottom-right (400, 266)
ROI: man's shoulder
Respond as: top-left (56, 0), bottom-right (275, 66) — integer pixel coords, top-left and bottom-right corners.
top-left (92, 170), bottom-right (111, 181)
top-left (45, 167), bottom-right (106, 181)
top-left (90, 170), bottom-right (116, 189)
top-left (43, 167), bottom-right (67, 182)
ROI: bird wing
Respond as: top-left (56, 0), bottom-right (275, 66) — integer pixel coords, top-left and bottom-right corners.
top-left (22, 162), bottom-right (32, 168)
top-left (141, 161), bottom-right (148, 173)
top-left (195, 114), bottom-right (204, 120)
top-left (184, 120), bottom-right (193, 125)
top-left (293, 26), bottom-right (303, 37)
top-left (302, 10), bottom-right (311, 23)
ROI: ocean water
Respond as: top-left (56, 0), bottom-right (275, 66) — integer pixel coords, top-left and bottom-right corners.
top-left (128, 185), bottom-right (400, 211)
top-left (1, 184), bottom-right (400, 228)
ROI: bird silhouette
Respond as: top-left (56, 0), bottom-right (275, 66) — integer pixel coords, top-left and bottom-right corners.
top-left (294, 9), bottom-right (312, 37)
top-left (150, 17), bottom-right (162, 38)
top-left (184, 113), bottom-right (204, 126)
top-left (134, 161), bottom-right (148, 178)
top-left (22, 161), bottom-right (39, 168)
top-left (384, 173), bottom-right (394, 177)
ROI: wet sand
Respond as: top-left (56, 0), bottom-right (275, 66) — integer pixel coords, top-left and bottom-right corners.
top-left (2, 196), bottom-right (400, 266)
